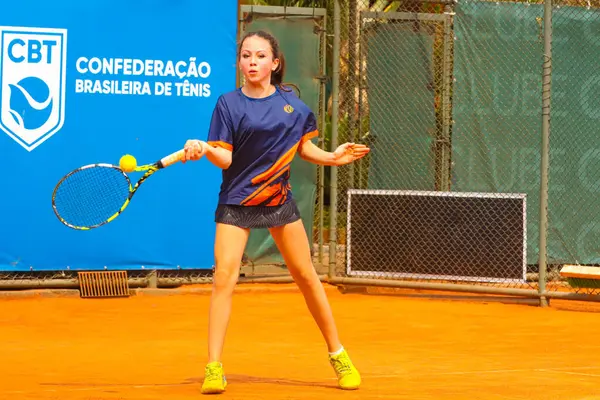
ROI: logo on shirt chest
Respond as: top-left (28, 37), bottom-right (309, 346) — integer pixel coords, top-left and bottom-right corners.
top-left (283, 104), bottom-right (294, 114)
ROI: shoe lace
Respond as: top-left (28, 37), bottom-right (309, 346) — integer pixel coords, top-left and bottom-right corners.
top-left (331, 355), bottom-right (352, 376)
top-left (205, 364), bottom-right (222, 381)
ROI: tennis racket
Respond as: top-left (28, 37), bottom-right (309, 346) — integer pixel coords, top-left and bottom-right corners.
top-left (52, 149), bottom-right (185, 230)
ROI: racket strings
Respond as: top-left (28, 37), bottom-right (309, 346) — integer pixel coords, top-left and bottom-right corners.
top-left (53, 166), bottom-right (131, 228)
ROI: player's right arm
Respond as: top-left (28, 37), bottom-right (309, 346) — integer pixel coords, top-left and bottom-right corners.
top-left (183, 95), bottom-right (234, 169)
top-left (206, 95), bottom-right (234, 170)
top-left (183, 140), bottom-right (232, 169)
top-left (205, 144), bottom-right (232, 169)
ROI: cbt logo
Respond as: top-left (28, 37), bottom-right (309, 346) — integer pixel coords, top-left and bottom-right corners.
top-left (0, 26), bottom-right (67, 151)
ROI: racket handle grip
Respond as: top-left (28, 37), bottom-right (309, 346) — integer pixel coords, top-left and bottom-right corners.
top-left (158, 149), bottom-right (185, 168)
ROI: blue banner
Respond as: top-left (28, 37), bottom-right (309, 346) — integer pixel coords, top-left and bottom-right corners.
top-left (0, 1), bottom-right (238, 271)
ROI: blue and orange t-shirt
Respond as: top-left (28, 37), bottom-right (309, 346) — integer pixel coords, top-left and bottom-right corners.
top-left (206, 86), bottom-right (318, 207)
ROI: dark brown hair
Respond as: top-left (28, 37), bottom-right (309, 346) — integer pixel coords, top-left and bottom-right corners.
top-left (238, 30), bottom-right (299, 95)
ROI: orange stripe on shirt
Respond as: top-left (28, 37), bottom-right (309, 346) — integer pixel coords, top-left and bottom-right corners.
top-left (207, 141), bottom-right (233, 151)
top-left (299, 129), bottom-right (318, 146)
top-left (251, 144), bottom-right (297, 185)
top-left (243, 182), bottom-right (284, 206)
top-left (241, 166), bottom-right (290, 206)
top-left (266, 182), bottom-right (291, 206)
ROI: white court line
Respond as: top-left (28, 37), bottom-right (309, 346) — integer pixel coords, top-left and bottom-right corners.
top-left (2, 366), bottom-right (600, 394)
top-left (360, 365), bottom-right (600, 379)
top-left (3, 386), bottom-right (171, 395)
top-left (3, 382), bottom-right (190, 395)
top-left (538, 369), bottom-right (600, 378)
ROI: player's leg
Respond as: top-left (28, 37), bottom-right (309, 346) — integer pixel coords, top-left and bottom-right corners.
top-left (208, 222), bottom-right (250, 361)
top-left (268, 219), bottom-right (361, 390)
top-left (202, 222), bottom-right (250, 394)
top-left (269, 219), bottom-right (341, 351)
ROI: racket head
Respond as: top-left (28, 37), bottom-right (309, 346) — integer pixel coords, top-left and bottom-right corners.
top-left (52, 164), bottom-right (133, 230)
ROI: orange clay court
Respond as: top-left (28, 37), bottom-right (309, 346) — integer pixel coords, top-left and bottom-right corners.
top-left (1, 283), bottom-right (600, 400)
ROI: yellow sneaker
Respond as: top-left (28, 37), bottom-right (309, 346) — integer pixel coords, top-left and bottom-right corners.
top-left (329, 348), bottom-right (361, 390)
top-left (201, 362), bottom-right (227, 394)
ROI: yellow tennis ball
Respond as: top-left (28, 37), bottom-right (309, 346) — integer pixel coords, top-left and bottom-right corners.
top-left (119, 154), bottom-right (137, 172)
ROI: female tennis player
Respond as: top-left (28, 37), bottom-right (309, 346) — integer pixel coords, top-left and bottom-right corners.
top-left (183, 30), bottom-right (369, 395)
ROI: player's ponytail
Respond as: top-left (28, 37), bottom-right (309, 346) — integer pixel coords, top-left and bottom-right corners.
top-left (271, 50), bottom-right (285, 87)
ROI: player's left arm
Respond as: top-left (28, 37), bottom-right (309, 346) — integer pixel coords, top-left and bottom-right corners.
top-left (298, 140), bottom-right (337, 166)
top-left (296, 107), bottom-right (369, 166)
top-left (299, 140), bottom-right (370, 166)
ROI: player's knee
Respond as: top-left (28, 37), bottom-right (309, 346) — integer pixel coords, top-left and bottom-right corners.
top-left (292, 267), bottom-right (319, 288)
top-left (213, 263), bottom-right (239, 292)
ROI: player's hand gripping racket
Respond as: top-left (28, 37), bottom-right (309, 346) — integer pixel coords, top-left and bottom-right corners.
top-left (52, 149), bottom-right (185, 230)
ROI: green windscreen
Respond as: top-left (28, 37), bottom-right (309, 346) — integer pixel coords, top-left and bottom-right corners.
top-left (547, 5), bottom-right (600, 264)
top-left (452, 2), bottom-right (543, 265)
top-left (452, 2), bottom-right (600, 264)
top-left (365, 22), bottom-right (437, 190)
top-left (240, 15), bottom-right (322, 264)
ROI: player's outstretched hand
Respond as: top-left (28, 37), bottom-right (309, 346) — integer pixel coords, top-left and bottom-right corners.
top-left (183, 140), bottom-right (208, 163)
top-left (332, 143), bottom-right (370, 166)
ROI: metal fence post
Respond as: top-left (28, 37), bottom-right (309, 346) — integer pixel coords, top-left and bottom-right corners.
top-left (538, 0), bottom-right (553, 307)
top-left (329, 0), bottom-right (341, 279)
top-left (440, 3), bottom-right (453, 192)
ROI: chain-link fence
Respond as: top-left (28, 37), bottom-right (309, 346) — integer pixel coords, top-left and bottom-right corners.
top-left (328, 0), bottom-right (600, 302)
top-left (544, 0), bottom-right (600, 296)
top-left (331, 0), bottom-right (459, 280)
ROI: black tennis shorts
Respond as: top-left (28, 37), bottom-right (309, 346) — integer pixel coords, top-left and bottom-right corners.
top-left (215, 200), bottom-right (302, 229)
